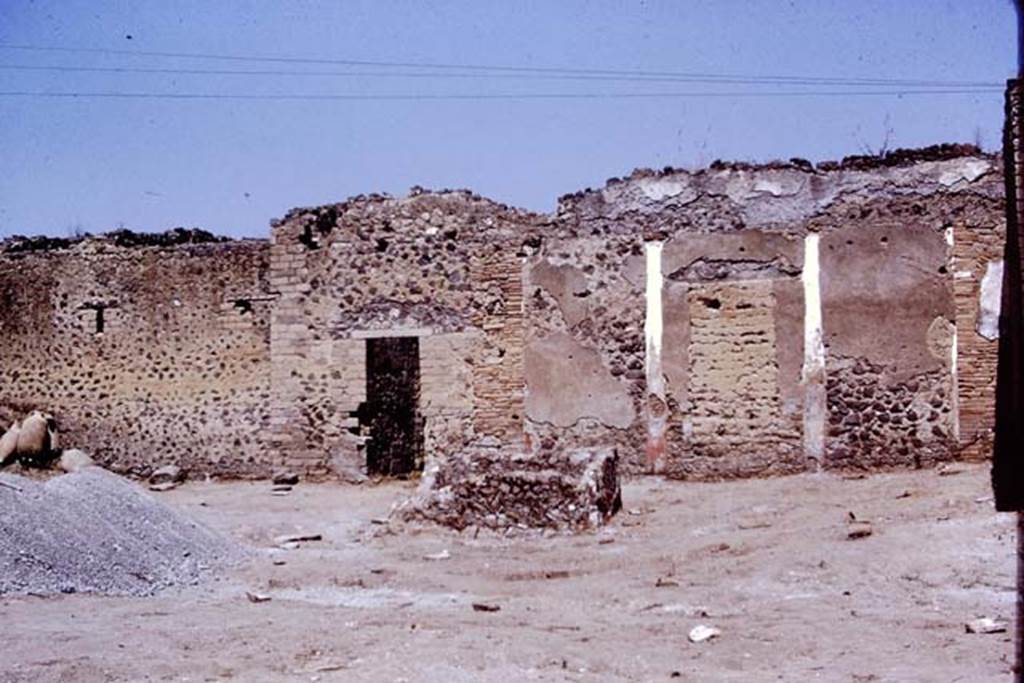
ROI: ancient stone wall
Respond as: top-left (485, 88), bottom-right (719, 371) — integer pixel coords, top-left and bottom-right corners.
top-left (267, 191), bottom-right (541, 476)
top-left (0, 232), bottom-right (272, 477)
top-left (0, 147), bottom-right (1006, 481)
top-left (549, 147), bottom-right (1004, 477)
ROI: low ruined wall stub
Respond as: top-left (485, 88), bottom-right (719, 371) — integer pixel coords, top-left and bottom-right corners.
top-left (0, 239), bottom-right (273, 478)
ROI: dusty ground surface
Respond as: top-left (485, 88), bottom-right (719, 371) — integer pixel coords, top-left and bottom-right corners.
top-left (1, 463), bottom-right (1015, 682)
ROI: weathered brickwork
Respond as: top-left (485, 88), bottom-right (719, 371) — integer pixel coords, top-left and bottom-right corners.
top-left (0, 146), bottom-right (1008, 481)
top-left (470, 250), bottom-right (526, 441)
top-left (953, 218), bottom-right (1004, 460)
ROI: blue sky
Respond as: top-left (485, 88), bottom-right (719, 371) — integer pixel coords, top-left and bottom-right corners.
top-left (0, 1), bottom-right (1017, 238)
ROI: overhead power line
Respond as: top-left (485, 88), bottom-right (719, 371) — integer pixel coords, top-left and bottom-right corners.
top-left (0, 43), bottom-right (1000, 88)
top-left (0, 89), bottom-right (1002, 101)
top-left (0, 62), bottom-right (1003, 88)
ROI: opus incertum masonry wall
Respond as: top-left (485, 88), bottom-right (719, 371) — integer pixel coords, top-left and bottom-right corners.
top-left (0, 146), bottom-right (1006, 480)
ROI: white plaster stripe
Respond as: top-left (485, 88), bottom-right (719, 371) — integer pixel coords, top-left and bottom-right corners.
top-left (644, 242), bottom-right (664, 394)
top-left (801, 234), bottom-right (824, 380)
top-left (801, 233), bottom-right (826, 464)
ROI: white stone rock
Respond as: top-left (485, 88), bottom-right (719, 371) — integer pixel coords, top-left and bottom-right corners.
top-left (57, 449), bottom-right (94, 473)
top-left (688, 624), bottom-right (721, 643)
top-left (965, 617), bottom-right (1008, 634)
top-left (149, 464), bottom-right (184, 485)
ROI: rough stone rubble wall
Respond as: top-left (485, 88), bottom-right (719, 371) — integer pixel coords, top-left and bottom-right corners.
top-left (0, 238), bottom-right (272, 477)
top-left (547, 151), bottom-right (1004, 477)
top-left (0, 150), bottom-right (1006, 480)
top-left (267, 192), bottom-right (536, 476)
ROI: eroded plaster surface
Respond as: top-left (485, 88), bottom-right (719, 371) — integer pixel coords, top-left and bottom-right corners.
top-left (524, 332), bottom-right (635, 429)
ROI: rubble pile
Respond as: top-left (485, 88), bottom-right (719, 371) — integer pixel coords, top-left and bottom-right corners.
top-left (0, 468), bottom-right (242, 596)
top-left (399, 447), bottom-right (622, 531)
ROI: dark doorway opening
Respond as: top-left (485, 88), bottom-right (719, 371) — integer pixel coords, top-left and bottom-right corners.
top-left (365, 336), bottom-right (423, 476)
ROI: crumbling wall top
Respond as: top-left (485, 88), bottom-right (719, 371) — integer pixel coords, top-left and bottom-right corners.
top-left (556, 145), bottom-right (1003, 233)
top-left (271, 187), bottom-right (545, 249)
top-left (0, 228), bottom-right (263, 257)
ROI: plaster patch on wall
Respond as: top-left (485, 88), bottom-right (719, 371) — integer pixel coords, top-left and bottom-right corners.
top-left (530, 260), bottom-right (590, 328)
top-left (524, 332), bottom-right (635, 429)
top-left (926, 317), bottom-right (956, 362)
top-left (977, 260), bottom-right (1003, 341)
top-left (638, 177), bottom-right (689, 201)
top-left (938, 159), bottom-right (991, 187)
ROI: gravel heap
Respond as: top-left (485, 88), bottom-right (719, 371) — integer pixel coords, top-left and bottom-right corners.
top-left (0, 468), bottom-right (243, 596)
top-left (398, 447), bottom-right (622, 531)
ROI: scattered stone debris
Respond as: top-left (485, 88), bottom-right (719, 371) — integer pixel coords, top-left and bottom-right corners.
top-left (272, 471), bottom-right (300, 486)
top-left (57, 449), bottom-right (94, 473)
top-left (938, 463), bottom-right (970, 477)
top-left (149, 465), bottom-right (185, 491)
top-left (0, 227), bottom-right (227, 255)
top-left (273, 533), bottom-right (322, 547)
top-left (688, 625), bottom-right (721, 643)
top-left (737, 519), bottom-right (773, 530)
top-left (847, 521), bottom-right (873, 540)
top-left (0, 469), bottom-right (242, 596)
top-left (472, 602), bottom-right (501, 613)
top-left (846, 512), bottom-right (874, 540)
top-left (965, 617), bottom-right (1008, 634)
top-left (397, 447), bottom-right (621, 531)
top-left (423, 549), bottom-right (451, 561)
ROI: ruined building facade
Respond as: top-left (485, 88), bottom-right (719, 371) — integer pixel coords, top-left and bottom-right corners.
top-left (0, 148), bottom-right (1006, 480)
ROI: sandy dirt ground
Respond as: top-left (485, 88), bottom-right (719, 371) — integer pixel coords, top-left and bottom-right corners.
top-left (1, 463), bottom-right (1016, 682)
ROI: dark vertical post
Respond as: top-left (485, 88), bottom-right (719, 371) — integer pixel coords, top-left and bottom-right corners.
top-left (995, 4), bottom-right (1024, 680)
top-left (1017, 10), bottom-right (1024, 683)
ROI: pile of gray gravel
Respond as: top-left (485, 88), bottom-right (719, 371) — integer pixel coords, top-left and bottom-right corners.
top-left (0, 468), bottom-right (243, 596)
